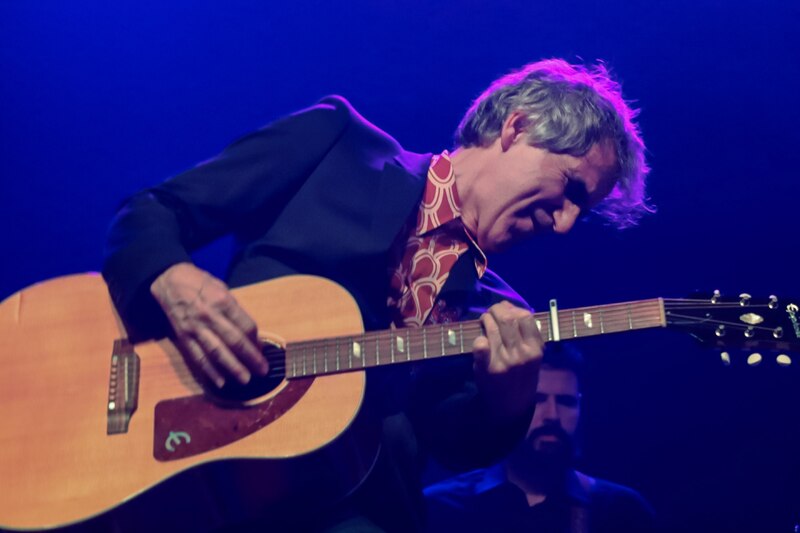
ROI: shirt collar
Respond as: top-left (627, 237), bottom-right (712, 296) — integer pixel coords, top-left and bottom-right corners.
top-left (417, 150), bottom-right (488, 276)
top-left (416, 150), bottom-right (463, 235)
top-left (474, 463), bottom-right (591, 505)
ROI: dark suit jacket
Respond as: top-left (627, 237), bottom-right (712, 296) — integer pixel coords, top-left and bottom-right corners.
top-left (102, 96), bottom-right (532, 531)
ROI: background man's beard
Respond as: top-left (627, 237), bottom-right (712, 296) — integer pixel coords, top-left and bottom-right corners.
top-left (509, 426), bottom-right (576, 483)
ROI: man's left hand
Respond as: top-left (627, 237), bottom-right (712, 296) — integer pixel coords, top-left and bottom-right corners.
top-left (472, 301), bottom-right (544, 421)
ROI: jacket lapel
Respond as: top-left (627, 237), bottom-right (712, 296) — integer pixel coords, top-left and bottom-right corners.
top-left (369, 151), bottom-right (431, 249)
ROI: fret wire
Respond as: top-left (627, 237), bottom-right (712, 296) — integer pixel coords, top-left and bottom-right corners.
top-left (459, 323), bottom-right (464, 354)
top-left (572, 310), bottom-right (577, 338)
top-left (362, 333), bottom-right (367, 368)
top-left (311, 345), bottom-right (317, 375)
top-left (406, 329), bottom-right (411, 361)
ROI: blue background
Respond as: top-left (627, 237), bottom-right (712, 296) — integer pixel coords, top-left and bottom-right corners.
top-left (2, 1), bottom-right (798, 531)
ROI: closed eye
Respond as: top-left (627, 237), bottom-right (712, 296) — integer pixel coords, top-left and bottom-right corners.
top-left (564, 175), bottom-right (589, 209)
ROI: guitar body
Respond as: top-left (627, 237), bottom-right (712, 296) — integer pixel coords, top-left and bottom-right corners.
top-left (3, 273), bottom-right (795, 531)
top-left (0, 274), bottom-right (379, 531)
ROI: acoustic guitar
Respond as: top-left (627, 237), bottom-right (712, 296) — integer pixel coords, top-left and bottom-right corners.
top-left (0, 274), bottom-right (797, 531)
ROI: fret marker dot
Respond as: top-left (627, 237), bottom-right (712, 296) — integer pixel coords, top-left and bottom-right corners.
top-left (447, 330), bottom-right (457, 346)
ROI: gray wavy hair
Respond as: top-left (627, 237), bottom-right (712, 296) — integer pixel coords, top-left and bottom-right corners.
top-left (455, 59), bottom-right (652, 228)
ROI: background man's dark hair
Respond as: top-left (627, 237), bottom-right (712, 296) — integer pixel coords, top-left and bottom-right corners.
top-left (542, 343), bottom-right (585, 386)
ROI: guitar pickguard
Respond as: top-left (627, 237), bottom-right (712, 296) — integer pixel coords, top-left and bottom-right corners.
top-left (153, 378), bottom-right (313, 461)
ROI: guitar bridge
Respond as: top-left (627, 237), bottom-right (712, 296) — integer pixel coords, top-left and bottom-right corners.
top-left (106, 339), bottom-right (140, 435)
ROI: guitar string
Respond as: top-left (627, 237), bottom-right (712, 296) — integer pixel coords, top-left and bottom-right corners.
top-left (281, 305), bottom-right (665, 351)
top-left (263, 299), bottom-right (786, 378)
top-left (151, 313), bottom-right (786, 384)
top-left (277, 310), bottom-right (667, 377)
top-left (664, 313), bottom-right (787, 333)
top-left (663, 299), bottom-right (783, 306)
top-left (146, 298), bottom-right (788, 383)
top-left (185, 306), bottom-right (782, 380)
top-left (282, 308), bottom-right (666, 354)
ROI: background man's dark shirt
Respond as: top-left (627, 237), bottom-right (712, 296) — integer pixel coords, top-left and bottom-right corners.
top-left (424, 464), bottom-right (656, 533)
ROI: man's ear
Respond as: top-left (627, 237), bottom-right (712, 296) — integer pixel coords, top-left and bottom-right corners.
top-left (499, 111), bottom-right (528, 151)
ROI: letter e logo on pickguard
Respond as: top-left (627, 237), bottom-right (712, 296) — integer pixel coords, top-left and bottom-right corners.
top-left (165, 431), bottom-right (191, 452)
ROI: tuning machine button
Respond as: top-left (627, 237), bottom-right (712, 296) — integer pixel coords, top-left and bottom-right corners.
top-left (720, 352), bottom-right (731, 366)
top-left (739, 313), bottom-right (763, 325)
top-left (776, 354), bottom-right (792, 367)
top-left (746, 353), bottom-right (763, 366)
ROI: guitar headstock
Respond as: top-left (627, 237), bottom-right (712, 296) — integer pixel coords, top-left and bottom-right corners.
top-left (664, 291), bottom-right (800, 366)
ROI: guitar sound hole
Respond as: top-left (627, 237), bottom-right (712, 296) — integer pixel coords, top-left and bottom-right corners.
top-left (215, 344), bottom-right (287, 402)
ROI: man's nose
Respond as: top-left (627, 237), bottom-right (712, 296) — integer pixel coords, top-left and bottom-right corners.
top-left (541, 395), bottom-right (560, 420)
top-left (553, 201), bottom-right (580, 234)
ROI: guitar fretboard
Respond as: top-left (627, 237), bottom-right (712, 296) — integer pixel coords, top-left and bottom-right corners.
top-left (284, 299), bottom-right (665, 378)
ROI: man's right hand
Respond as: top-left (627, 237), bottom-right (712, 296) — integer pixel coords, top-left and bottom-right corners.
top-left (150, 262), bottom-right (269, 388)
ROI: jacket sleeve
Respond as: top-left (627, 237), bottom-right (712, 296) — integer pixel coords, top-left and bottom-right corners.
top-left (102, 96), bottom-right (352, 339)
top-left (409, 268), bottom-right (537, 473)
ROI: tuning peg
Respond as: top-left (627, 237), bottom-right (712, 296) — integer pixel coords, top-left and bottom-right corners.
top-left (773, 327), bottom-right (784, 339)
top-left (720, 351), bottom-right (731, 366)
top-left (739, 293), bottom-right (752, 306)
top-left (744, 327), bottom-right (755, 338)
top-left (711, 290), bottom-right (721, 304)
top-left (768, 295), bottom-right (778, 309)
top-left (776, 354), bottom-right (792, 367)
top-left (715, 325), bottom-right (726, 337)
top-left (746, 353), bottom-right (763, 366)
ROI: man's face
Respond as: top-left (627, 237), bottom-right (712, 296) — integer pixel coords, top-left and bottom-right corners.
top-left (463, 130), bottom-right (618, 253)
top-left (525, 367), bottom-right (581, 455)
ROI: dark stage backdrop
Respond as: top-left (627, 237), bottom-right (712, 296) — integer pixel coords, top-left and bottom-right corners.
top-left (2, 2), bottom-right (798, 532)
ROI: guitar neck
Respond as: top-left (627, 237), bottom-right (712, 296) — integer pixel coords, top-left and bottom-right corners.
top-left (284, 298), bottom-right (666, 378)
